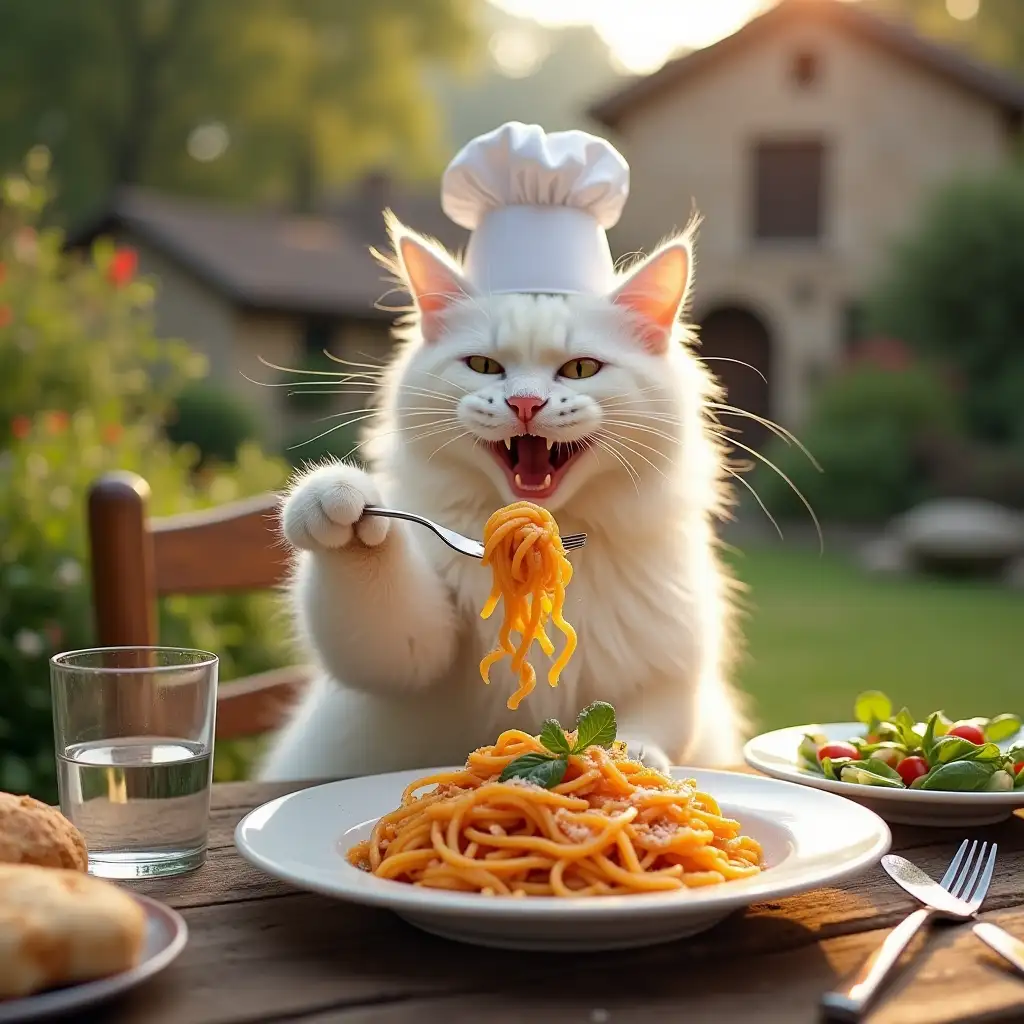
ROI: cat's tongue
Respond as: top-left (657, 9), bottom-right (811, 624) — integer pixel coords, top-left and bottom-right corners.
top-left (513, 435), bottom-right (552, 488)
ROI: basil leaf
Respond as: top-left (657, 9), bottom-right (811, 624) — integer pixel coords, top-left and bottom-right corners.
top-left (985, 714), bottom-right (1022, 743)
top-left (858, 740), bottom-right (909, 758)
top-left (931, 736), bottom-right (1002, 764)
top-left (572, 702), bottom-right (617, 752)
top-left (819, 755), bottom-right (848, 781)
top-left (922, 712), bottom-right (941, 762)
top-left (1007, 746), bottom-right (1024, 763)
top-left (539, 719), bottom-right (571, 757)
top-left (861, 757), bottom-right (904, 781)
top-left (840, 764), bottom-right (905, 788)
top-left (499, 753), bottom-right (567, 789)
top-left (893, 707), bottom-right (918, 747)
top-left (855, 691), bottom-right (892, 727)
top-left (919, 760), bottom-right (995, 792)
top-left (798, 733), bottom-right (824, 768)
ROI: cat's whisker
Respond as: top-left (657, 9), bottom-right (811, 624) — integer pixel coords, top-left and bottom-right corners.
top-left (602, 411), bottom-right (686, 429)
top-left (598, 428), bottom-right (675, 464)
top-left (426, 430), bottom-right (473, 461)
top-left (600, 419), bottom-right (682, 447)
top-left (724, 468), bottom-right (785, 541)
top-left (700, 357), bottom-right (769, 384)
top-left (713, 432), bottom-right (822, 551)
top-left (598, 432), bottom-right (671, 483)
top-left (407, 423), bottom-right (466, 446)
top-left (707, 403), bottom-right (821, 470)
top-left (591, 437), bottom-right (641, 494)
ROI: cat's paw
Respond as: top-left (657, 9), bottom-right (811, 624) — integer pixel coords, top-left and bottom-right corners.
top-left (622, 737), bottom-right (672, 776)
top-left (281, 463), bottom-right (389, 552)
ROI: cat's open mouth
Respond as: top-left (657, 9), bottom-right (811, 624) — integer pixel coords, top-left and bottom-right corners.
top-left (487, 435), bottom-right (589, 499)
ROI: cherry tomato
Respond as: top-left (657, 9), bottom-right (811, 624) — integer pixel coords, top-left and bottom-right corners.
top-left (818, 742), bottom-right (859, 763)
top-left (948, 723), bottom-right (985, 745)
top-left (1013, 761), bottom-right (1024, 777)
top-left (897, 756), bottom-right (929, 786)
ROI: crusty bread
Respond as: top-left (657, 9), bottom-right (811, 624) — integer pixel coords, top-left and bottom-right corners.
top-left (0, 793), bottom-right (88, 872)
top-left (0, 864), bottom-right (146, 999)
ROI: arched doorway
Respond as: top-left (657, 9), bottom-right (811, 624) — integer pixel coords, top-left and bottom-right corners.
top-left (697, 306), bottom-right (774, 456)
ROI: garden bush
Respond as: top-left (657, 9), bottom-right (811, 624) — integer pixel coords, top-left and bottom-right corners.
top-left (165, 379), bottom-right (264, 465)
top-left (0, 149), bottom-right (293, 800)
top-left (755, 365), bottom-right (958, 523)
top-left (866, 162), bottom-right (1024, 445)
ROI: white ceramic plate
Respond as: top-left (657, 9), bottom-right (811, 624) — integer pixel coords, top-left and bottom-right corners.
top-left (0, 892), bottom-right (187, 1023)
top-left (235, 767), bottom-right (890, 951)
top-left (744, 722), bottom-right (1024, 827)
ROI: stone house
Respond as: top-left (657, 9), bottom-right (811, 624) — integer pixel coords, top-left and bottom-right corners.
top-left (590, 0), bottom-right (1024, 443)
top-left (72, 178), bottom-right (467, 447)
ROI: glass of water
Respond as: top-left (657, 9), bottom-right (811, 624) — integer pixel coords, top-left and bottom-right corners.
top-left (50, 646), bottom-right (218, 879)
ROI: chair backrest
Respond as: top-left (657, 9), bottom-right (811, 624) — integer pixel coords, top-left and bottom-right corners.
top-left (86, 471), bottom-right (309, 739)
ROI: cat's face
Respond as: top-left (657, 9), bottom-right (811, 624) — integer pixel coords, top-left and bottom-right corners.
top-left (382, 223), bottom-right (696, 511)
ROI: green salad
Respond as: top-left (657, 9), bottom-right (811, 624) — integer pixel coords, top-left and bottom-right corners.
top-left (798, 691), bottom-right (1024, 793)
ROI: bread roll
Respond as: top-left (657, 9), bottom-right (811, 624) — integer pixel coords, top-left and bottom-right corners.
top-left (0, 864), bottom-right (146, 999)
top-left (0, 793), bottom-right (88, 872)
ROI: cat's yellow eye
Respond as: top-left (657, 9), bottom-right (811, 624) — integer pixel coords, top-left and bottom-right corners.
top-left (466, 355), bottom-right (504, 375)
top-left (558, 357), bottom-right (602, 380)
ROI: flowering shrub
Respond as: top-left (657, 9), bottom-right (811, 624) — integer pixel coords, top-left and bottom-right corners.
top-left (0, 149), bottom-right (294, 799)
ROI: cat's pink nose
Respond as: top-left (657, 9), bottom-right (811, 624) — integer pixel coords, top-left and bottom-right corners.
top-left (506, 395), bottom-right (547, 425)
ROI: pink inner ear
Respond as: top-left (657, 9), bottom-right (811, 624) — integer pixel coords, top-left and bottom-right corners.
top-left (612, 245), bottom-right (690, 350)
top-left (399, 236), bottom-right (466, 317)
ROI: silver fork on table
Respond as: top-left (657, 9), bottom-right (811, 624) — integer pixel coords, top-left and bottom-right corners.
top-left (362, 506), bottom-right (587, 560)
top-left (821, 840), bottom-right (996, 1021)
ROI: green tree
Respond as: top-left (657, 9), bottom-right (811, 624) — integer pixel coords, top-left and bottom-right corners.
top-left (0, 150), bottom-right (293, 799)
top-left (865, 162), bottom-right (1024, 444)
top-left (0, 0), bottom-right (475, 221)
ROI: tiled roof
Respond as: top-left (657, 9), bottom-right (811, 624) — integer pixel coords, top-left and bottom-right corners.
top-left (70, 178), bottom-right (468, 318)
top-left (591, 0), bottom-right (1024, 128)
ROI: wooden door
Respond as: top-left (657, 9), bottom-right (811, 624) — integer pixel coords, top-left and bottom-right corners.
top-left (698, 307), bottom-right (773, 455)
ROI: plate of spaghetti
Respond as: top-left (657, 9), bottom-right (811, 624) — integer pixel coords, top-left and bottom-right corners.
top-left (235, 705), bottom-right (890, 950)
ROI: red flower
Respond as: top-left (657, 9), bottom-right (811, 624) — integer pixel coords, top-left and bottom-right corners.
top-left (0, 305), bottom-right (11, 328)
top-left (45, 410), bottom-right (69, 435)
top-left (10, 415), bottom-right (31, 440)
top-left (102, 423), bottom-right (123, 444)
top-left (108, 248), bottom-right (138, 287)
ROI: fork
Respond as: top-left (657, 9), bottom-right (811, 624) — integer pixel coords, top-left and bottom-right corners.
top-left (821, 839), bottom-right (996, 1021)
top-left (361, 506), bottom-right (587, 560)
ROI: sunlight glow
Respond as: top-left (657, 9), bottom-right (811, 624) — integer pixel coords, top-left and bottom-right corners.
top-left (945, 0), bottom-right (980, 21)
top-left (488, 0), bottom-right (777, 73)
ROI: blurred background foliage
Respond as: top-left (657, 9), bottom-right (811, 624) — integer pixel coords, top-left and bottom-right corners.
top-left (0, 152), bottom-right (293, 800)
top-left (757, 158), bottom-right (1024, 524)
top-left (0, 0), bottom-right (476, 222)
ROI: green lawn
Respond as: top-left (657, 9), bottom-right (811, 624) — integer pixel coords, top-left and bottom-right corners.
top-left (725, 546), bottom-right (1023, 734)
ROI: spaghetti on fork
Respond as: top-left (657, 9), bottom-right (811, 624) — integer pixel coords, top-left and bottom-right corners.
top-left (478, 501), bottom-right (576, 710)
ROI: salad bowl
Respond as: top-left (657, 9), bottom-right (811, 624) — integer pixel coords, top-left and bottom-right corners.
top-left (744, 693), bottom-right (1023, 827)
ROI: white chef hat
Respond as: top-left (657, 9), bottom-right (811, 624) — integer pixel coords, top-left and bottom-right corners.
top-left (441, 122), bottom-right (630, 296)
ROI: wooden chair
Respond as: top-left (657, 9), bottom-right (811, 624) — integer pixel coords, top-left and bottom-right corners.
top-left (86, 471), bottom-right (312, 740)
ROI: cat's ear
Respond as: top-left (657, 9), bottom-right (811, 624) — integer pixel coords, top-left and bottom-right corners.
top-left (386, 214), bottom-right (473, 343)
top-left (610, 238), bottom-right (692, 354)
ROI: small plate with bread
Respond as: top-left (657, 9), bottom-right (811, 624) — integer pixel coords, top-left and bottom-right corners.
top-left (0, 793), bottom-right (188, 1021)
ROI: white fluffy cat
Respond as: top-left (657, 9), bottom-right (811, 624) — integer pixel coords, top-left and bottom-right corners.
top-left (258, 215), bottom-right (747, 781)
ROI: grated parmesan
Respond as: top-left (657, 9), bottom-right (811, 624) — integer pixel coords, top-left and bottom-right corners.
top-left (502, 777), bottom-right (543, 790)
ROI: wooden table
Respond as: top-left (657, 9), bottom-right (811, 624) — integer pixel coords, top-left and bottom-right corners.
top-left (92, 779), bottom-right (1024, 1024)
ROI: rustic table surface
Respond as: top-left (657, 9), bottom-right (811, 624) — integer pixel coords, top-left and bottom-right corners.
top-left (86, 777), bottom-right (1024, 1024)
